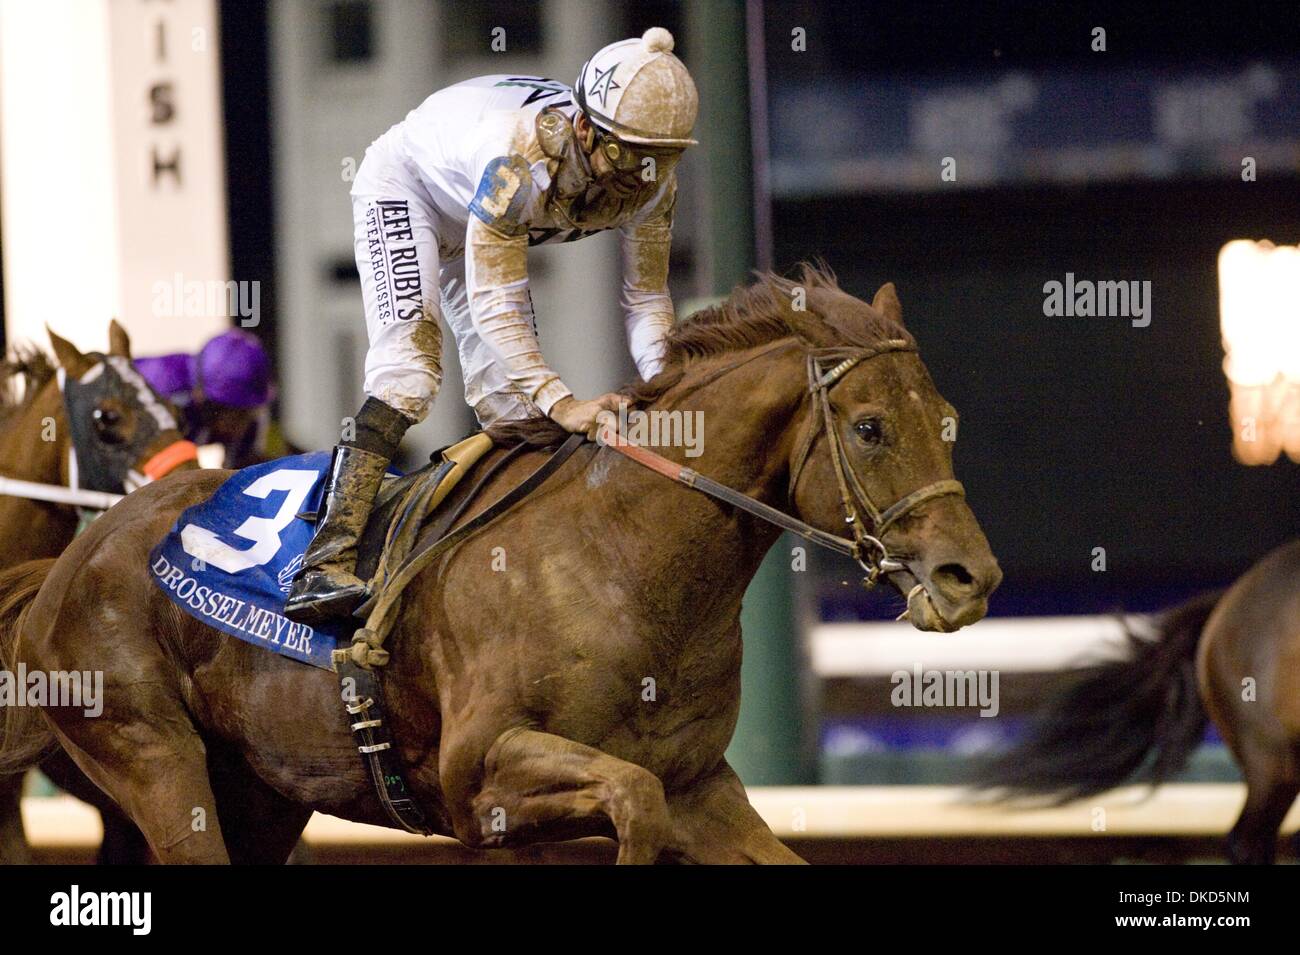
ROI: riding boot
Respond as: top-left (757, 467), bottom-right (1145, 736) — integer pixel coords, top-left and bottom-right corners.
top-left (284, 443), bottom-right (389, 624)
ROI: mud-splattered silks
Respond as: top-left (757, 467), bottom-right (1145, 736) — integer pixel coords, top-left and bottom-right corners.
top-left (148, 453), bottom-right (353, 669)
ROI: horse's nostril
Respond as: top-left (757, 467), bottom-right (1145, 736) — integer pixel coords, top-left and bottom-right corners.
top-left (933, 562), bottom-right (977, 597)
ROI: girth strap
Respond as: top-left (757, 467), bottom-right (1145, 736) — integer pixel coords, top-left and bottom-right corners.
top-left (335, 656), bottom-right (433, 835)
top-left (419, 440), bottom-right (533, 548)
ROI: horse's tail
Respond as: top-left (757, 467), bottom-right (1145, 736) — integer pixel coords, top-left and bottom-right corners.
top-left (0, 559), bottom-right (58, 775)
top-left (968, 589), bottom-right (1225, 803)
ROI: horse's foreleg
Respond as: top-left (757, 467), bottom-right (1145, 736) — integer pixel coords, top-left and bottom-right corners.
top-left (0, 772), bottom-right (31, 864)
top-left (467, 728), bottom-right (673, 864)
top-left (206, 742), bottom-right (312, 865)
top-left (665, 760), bottom-right (806, 864)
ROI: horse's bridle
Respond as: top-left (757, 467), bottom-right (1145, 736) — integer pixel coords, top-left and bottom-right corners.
top-left (786, 341), bottom-right (966, 585)
top-left (59, 355), bottom-right (198, 496)
top-left (600, 338), bottom-right (966, 588)
top-left (0, 357), bottom-right (197, 513)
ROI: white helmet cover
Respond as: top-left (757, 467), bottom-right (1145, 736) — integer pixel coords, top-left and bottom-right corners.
top-left (575, 27), bottom-right (699, 147)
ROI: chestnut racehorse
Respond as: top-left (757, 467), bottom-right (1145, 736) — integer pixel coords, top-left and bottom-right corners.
top-left (1, 268), bottom-right (1000, 863)
top-left (972, 539), bottom-right (1300, 864)
top-left (0, 323), bottom-right (197, 864)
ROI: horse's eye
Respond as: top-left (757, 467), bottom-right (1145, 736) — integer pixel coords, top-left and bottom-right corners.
top-left (93, 407), bottom-right (125, 443)
top-left (854, 418), bottom-right (883, 445)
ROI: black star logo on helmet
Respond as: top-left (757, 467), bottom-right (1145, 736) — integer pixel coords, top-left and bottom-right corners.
top-left (587, 62), bottom-right (622, 108)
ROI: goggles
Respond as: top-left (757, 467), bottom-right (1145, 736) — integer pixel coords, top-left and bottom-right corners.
top-left (593, 128), bottom-right (683, 175)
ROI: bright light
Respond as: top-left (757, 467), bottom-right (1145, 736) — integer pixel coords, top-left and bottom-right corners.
top-left (1218, 239), bottom-right (1300, 465)
top-left (0, 0), bottom-right (120, 351)
top-left (0, 0), bottom-right (228, 356)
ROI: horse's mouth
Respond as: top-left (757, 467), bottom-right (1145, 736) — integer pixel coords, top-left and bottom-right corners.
top-left (893, 569), bottom-right (988, 633)
top-left (906, 585), bottom-right (959, 632)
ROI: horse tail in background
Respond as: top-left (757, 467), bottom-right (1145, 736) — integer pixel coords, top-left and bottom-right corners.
top-left (0, 559), bottom-right (58, 775)
top-left (968, 589), bottom-right (1225, 803)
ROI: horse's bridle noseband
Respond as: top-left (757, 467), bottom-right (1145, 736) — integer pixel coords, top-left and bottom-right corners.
top-left (786, 340), bottom-right (965, 585)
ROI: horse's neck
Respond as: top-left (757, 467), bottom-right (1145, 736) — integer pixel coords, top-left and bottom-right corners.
top-left (0, 382), bottom-right (67, 483)
top-left (647, 342), bottom-right (806, 505)
top-left (606, 344), bottom-right (808, 615)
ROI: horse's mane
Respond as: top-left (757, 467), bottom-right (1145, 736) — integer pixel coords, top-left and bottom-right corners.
top-left (487, 262), bottom-right (912, 446)
top-left (0, 346), bottom-right (56, 427)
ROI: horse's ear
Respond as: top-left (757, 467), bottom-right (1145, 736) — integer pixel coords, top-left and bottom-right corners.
top-left (872, 282), bottom-right (903, 324)
top-left (47, 326), bottom-right (95, 377)
top-left (108, 319), bottom-right (132, 358)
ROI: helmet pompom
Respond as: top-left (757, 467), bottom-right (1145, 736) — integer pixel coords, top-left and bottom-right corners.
top-left (642, 27), bottom-right (674, 54)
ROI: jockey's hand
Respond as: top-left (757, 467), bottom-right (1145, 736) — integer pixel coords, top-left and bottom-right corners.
top-left (549, 393), bottom-right (623, 441)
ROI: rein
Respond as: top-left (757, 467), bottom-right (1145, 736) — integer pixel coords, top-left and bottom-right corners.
top-left (598, 338), bottom-right (965, 587)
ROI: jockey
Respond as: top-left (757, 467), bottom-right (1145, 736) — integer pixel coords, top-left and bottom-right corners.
top-left (135, 328), bottom-right (274, 469)
top-left (285, 27), bottom-right (699, 623)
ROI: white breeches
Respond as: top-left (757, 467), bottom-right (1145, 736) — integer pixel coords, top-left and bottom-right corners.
top-left (352, 138), bottom-right (541, 426)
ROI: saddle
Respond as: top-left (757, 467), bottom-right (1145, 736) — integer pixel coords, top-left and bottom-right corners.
top-left (354, 432), bottom-right (494, 587)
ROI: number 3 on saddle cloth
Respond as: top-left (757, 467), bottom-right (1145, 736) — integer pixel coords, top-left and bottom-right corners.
top-left (148, 435), bottom-right (493, 669)
top-left (149, 451), bottom-right (354, 668)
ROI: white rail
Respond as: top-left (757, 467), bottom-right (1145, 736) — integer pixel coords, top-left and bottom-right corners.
top-left (0, 476), bottom-right (123, 511)
top-left (21, 785), bottom-right (1297, 845)
top-left (810, 615), bottom-right (1142, 676)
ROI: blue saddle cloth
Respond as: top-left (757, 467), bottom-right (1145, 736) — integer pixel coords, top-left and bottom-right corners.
top-left (149, 452), bottom-right (357, 670)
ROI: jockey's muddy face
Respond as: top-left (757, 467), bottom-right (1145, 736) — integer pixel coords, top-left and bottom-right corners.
top-left (787, 305), bottom-right (1001, 632)
top-left (569, 111), bottom-right (681, 205)
top-left (552, 168), bottom-right (658, 229)
top-left (590, 130), bottom-right (683, 196)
